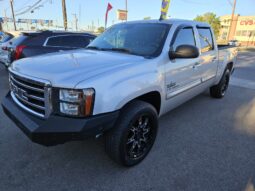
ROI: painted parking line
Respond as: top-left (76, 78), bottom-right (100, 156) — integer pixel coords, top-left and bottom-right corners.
top-left (230, 77), bottom-right (255, 90)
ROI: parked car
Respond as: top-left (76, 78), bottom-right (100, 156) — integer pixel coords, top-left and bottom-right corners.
top-left (6, 31), bottom-right (96, 66)
top-left (2, 19), bottom-right (238, 166)
top-left (228, 40), bottom-right (240, 46)
top-left (0, 31), bottom-right (22, 66)
top-left (0, 32), bottom-right (14, 43)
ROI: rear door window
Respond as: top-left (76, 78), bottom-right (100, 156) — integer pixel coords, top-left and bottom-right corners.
top-left (45, 36), bottom-right (63, 47)
top-left (9, 35), bottom-right (27, 46)
top-left (23, 35), bottom-right (46, 46)
top-left (197, 28), bottom-right (214, 53)
top-left (46, 35), bottom-right (94, 48)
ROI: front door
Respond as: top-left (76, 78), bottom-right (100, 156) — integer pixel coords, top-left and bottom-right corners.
top-left (165, 26), bottom-right (201, 100)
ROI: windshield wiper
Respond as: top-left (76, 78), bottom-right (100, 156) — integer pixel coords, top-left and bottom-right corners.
top-left (87, 46), bottom-right (132, 55)
top-left (105, 48), bottom-right (132, 54)
top-left (86, 46), bottom-right (103, 50)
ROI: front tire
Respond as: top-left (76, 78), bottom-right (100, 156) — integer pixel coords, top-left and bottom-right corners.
top-left (105, 100), bottom-right (158, 167)
top-left (210, 68), bottom-right (231, 99)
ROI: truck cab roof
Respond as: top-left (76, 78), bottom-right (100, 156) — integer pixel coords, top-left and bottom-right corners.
top-left (115, 19), bottom-right (211, 28)
top-left (21, 30), bottom-right (95, 37)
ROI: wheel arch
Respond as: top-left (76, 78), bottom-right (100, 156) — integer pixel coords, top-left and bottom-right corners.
top-left (227, 62), bottom-right (234, 72)
top-left (121, 91), bottom-right (162, 115)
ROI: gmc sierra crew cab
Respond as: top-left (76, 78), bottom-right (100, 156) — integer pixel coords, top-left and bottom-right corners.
top-left (2, 19), bottom-right (238, 166)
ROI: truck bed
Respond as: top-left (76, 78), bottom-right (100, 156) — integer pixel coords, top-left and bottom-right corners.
top-left (218, 44), bottom-right (236, 50)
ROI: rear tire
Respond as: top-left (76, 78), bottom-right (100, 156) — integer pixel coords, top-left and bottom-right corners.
top-left (105, 100), bottom-right (158, 167)
top-left (210, 68), bottom-right (230, 99)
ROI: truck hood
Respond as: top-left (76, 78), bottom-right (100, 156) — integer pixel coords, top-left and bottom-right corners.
top-left (10, 49), bottom-right (145, 88)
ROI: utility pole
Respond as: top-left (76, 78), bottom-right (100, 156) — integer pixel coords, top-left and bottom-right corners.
top-left (227, 0), bottom-right (236, 41)
top-left (62, 0), bottom-right (68, 31)
top-left (247, 33), bottom-right (252, 48)
top-left (72, 13), bottom-right (78, 31)
top-left (10, 0), bottom-right (17, 31)
top-left (0, 10), bottom-right (3, 31)
top-left (252, 34), bottom-right (255, 47)
top-left (125, 0), bottom-right (128, 21)
top-left (4, 9), bottom-right (9, 31)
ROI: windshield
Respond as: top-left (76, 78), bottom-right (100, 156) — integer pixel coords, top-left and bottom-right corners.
top-left (88, 23), bottom-right (170, 58)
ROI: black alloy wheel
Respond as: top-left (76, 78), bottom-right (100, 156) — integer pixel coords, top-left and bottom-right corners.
top-left (125, 114), bottom-right (155, 160)
top-left (105, 100), bottom-right (158, 166)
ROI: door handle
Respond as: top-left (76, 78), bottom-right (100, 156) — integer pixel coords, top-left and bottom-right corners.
top-left (193, 62), bottom-right (201, 69)
top-left (212, 56), bottom-right (217, 62)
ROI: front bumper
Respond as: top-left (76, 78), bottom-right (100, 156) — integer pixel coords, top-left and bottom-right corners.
top-left (2, 93), bottom-right (119, 146)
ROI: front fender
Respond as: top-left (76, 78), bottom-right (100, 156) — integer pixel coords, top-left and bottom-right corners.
top-left (75, 68), bottom-right (163, 115)
top-left (110, 71), bottom-right (163, 110)
top-left (100, 70), bottom-right (163, 115)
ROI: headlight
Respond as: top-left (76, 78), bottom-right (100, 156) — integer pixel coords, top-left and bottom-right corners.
top-left (59, 88), bottom-right (95, 117)
top-left (60, 89), bottom-right (84, 102)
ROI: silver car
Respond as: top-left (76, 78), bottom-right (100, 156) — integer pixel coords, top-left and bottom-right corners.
top-left (0, 31), bottom-right (23, 67)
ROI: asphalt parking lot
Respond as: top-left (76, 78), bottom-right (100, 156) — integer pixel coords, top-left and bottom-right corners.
top-left (1, 51), bottom-right (255, 191)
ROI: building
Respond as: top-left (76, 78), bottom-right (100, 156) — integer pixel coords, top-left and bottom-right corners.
top-left (219, 15), bottom-right (255, 46)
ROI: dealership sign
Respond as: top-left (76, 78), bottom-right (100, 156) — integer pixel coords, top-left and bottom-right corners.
top-left (0, 17), bottom-right (13, 22)
top-left (0, 17), bottom-right (53, 25)
top-left (240, 19), bottom-right (255, 25)
top-left (117, 9), bottom-right (128, 21)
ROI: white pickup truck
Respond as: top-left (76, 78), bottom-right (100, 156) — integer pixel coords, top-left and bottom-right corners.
top-left (2, 19), bottom-right (238, 166)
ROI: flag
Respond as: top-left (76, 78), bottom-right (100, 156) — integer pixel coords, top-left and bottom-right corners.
top-left (160, 0), bottom-right (171, 20)
top-left (105, 3), bottom-right (113, 29)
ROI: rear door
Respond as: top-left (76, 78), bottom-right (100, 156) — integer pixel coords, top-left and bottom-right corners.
top-left (21, 34), bottom-right (49, 58)
top-left (196, 27), bottom-right (218, 82)
top-left (165, 25), bottom-right (201, 99)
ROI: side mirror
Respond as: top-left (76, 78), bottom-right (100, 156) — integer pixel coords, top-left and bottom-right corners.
top-left (169, 45), bottom-right (199, 60)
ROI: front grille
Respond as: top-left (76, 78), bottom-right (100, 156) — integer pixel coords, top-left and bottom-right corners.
top-left (9, 72), bottom-right (52, 118)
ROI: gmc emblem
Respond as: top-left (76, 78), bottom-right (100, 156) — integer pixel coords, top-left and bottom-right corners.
top-left (11, 83), bottom-right (28, 101)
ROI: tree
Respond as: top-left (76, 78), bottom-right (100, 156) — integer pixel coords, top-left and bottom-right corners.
top-left (144, 17), bottom-right (151, 20)
top-left (97, 27), bottom-right (105, 34)
top-left (194, 12), bottom-right (221, 38)
top-left (0, 18), bottom-right (3, 31)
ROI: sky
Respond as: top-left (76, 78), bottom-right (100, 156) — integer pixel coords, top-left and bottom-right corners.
top-left (0, 0), bottom-right (255, 30)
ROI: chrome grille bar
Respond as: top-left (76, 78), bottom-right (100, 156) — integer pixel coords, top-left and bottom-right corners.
top-left (25, 94), bottom-right (45, 102)
top-left (11, 92), bottom-right (45, 118)
top-left (9, 72), bottom-right (52, 119)
top-left (14, 92), bottom-right (46, 111)
top-left (10, 75), bottom-right (44, 93)
top-left (10, 81), bottom-right (44, 102)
